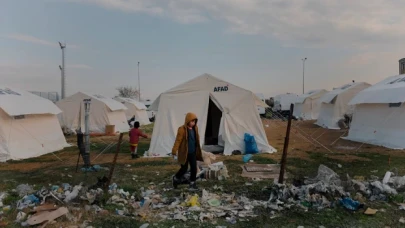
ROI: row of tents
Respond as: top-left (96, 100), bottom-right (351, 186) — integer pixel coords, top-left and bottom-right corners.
top-left (0, 88), bottom-right (150, 161)
top-left (1, 73), bottom-right (405, 161)
top-left (284, 74), bottom-right (405, 149)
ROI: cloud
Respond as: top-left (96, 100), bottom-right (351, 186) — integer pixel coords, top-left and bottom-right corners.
top-left (4, 34), bottom-right (79, 48)
top-left (69, 64), bottom-right (93, 69)
top-left (66, 0), bottom-right (405, 48)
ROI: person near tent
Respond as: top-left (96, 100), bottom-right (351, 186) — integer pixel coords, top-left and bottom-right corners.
top-left (171, 112), bottom-right (203, 191)
top-left (128, 115), bottom-right (136, 126)
top-left (129, 121), bottom-right (148, 159)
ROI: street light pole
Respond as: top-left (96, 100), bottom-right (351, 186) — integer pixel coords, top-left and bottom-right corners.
top-left (59, 42), bottom-right (66, 99)
top-left (138, 61), bottom-right (141, 102)
top-left (302, 57), bottom-right (307, 94)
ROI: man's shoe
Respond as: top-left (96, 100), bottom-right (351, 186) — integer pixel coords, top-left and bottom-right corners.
top-left (172, 175), bottom-right (179, 189)
top-left (189, 182), bottom-right (199, 191)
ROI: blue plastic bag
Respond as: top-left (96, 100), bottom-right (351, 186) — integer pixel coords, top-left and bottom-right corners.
top-left (243, 154), bottom-right (253, 163)
top-left (339, 197), bottom-right (360, 211)
top-left (244, 133), bottom-right (259, 154)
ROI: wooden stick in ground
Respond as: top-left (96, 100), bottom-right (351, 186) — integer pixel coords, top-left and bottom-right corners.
top-left (278, 103), bottom-right (294, 184)
top-left (106, 133), bottom-right (124, 190)
top-left (75, 150), bottom-right (81, 173)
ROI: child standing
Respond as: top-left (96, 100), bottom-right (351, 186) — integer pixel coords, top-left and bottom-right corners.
top-left (129, 121), bottom-right (148, 159)
top-left (171, 113), bottom-right (203, 191)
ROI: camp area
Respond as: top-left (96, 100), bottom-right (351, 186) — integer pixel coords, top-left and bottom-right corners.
top-left (4, 2), bottom-right (405, 226)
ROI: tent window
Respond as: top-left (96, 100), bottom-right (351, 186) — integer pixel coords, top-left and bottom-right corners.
top-left (389, 102), bottom-right (402, 108)
top-left (13, 115), bottom-right (25, 120)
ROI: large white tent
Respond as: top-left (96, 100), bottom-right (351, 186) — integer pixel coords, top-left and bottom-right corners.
top-left (273, 93), bottom-right (299, 111)
top-left (315, 82), bottom-right (371, 129)
top-left (147, 74), bottom-right (276, 156)
top-left (293, 89), bottom-right (328, 120)
top-left (344, 75), bottom-right (405, 149)
top-left (0, 87), bottom-right (69, 162)
top-left (56, 92), bottom-right (129, 134)
top-left (113, 97), bottom-right (151, 126)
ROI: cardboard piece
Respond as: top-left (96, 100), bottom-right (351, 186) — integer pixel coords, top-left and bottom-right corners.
top-left (33, 204), bottom-right (58, 213)
top-left (241, 164), bottom-right (286, 179)
top-left (27, 207), bottom-right (68, 226)
top-left (364, 208), bottom-right (378, 215)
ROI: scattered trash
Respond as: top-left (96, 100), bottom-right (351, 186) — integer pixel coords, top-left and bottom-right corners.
top-left (337, 164), bottom-right (342, 168)
top-left (0, 192), bottom-right (7, 207)
top-left (17, 194), bottom-right (40, 210)
top-left (174, 213), bottom-right (188, 222)
top-left (16, 211), bottom-right (27, 222)
top-left (340, 198), bottom-right (361, 211)
top-left (383, 171), bottom-right (392, 184)
top-left (226, 217), bottom-right (237, 224)
top-left (243, 154), bottom-right (253, 163)
top-left (241, 164), bottom-right (282, 179)
top-left (26, 207), bottom-right (69, 226)
top-left (208, 199), bottom-right (221, 207)
top-left (244, 133), bottom-right (259, 154)
top-left (16, 184), bottom-right (34, 197)
top-left (364, 208), bottom-right (378, 215)
top-left (186, 195), bottom-right (200, 207)
top-left (64, 184), bottom-right (83, 203)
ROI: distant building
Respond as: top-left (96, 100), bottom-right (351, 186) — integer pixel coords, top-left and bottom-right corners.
top-left (30, 91), bottom-right (60, 103)
top-left (399, 58), bottom-right (405, 74)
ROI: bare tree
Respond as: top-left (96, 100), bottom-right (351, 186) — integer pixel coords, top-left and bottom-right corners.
top-left (116, 86), bottom-right (139, 99)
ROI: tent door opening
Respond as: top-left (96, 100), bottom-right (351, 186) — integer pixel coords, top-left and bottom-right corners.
top-left (204, 98), bottom-right (222, 146)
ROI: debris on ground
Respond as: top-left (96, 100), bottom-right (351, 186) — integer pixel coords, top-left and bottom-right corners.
top-left (340, 198), bottom-right (362, 211)
top-left (241, 164), bottom-right (283, 179)
top-left (2, 164), bottom-right (405, 227)
top-left (364, 208), bottom-right (378, 215)
top-left (266, 164), bottom-right (405, 215)
top-left (16, 184), bottom-right (34, 197)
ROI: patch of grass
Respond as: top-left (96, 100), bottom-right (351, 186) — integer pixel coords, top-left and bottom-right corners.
top-left (253, 155), bottom-right (277, 164)
top-left (91, 217), bottom-right (141, 228)
top-left (3, 192), bottom-right (19, 206)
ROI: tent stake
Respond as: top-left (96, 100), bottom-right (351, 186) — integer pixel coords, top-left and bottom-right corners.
top-left (278, 103), bottom-right (294, 184)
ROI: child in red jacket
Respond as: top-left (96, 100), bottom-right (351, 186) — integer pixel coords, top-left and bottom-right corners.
top-left (129, 121), bottom-right (148, 159)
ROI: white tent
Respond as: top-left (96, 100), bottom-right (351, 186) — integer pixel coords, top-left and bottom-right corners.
top-left (315, 82), bottom-right (371, 129)
top-left (293, 89), bottom-right (328, 120)
top-left (148, 74), bottom-right (276, 156)
top-left (255, 93), bottom-right (266, 115)
top-left (113, 97), bottom-right (151, 126)
top-left (344, 75), bottom-right (405, 149)
top-left (56, 92), bottom-right (129, 134)
top-left (273, 93), bottom-right (299, 111)
top-left (0, 87), bottom-right (69, 162)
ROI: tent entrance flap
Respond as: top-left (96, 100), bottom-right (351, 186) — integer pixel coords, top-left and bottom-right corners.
top-left (204, 98), bottom-right (222, 146)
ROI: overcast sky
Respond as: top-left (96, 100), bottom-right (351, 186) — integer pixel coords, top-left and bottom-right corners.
top-left (1, 0), bottom-right (404, 100)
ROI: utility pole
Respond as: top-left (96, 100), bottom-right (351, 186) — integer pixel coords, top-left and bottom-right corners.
top-left (83, 98), bottom-right (91, 167)
top-left (59, 42), bottom-right (66, 99)
top-left (138, 61), bottom-right (141, 101)
top-left (302, 57), bottom-right (307, 94)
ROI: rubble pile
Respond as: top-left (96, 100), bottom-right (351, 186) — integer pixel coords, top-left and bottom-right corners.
top-left (267, 165), bottom-right (405, 213)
